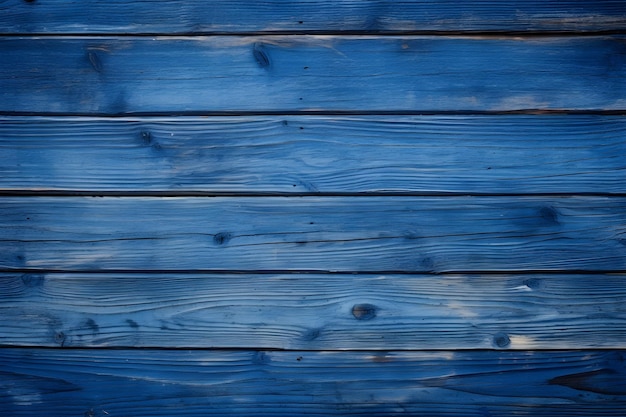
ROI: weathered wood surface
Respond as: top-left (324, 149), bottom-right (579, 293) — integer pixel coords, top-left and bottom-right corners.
top-left (2, 115), bottom-right (625, 194)
top-left (2, 0), bottom-right (626, 34)
top-left (1, 272), bottom-right (624, 349)
top-left (2, 36), bottom-right (625, 114)
top-left (2, 1), bottom-right (625, 415)
top-left (2, 196), bottom-right (625, 272)
top-left (1, 348), bottom-right (625, 416)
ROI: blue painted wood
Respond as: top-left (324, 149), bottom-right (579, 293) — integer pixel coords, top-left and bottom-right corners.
top-left (1, 348), bottom-right (625, 416)
top-left (2, 0), bottom-right (625, 33)
top-left (1, 115), bottom-right (625, 194)
top-left (1, 1), bottom-right (624, 415)
top-left (1, 272), bottom-right (624, 349)
top-left (1, 36), bottom-right (625, 113)
top-left (2, 196), bottom-right (625, 272)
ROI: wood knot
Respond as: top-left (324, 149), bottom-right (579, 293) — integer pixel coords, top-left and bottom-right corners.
top-left (252, 351), bottom-right (270, 365)
top-left (493, 333), bottom-right (511, 348)
top-left (126, 319), bottom-right (139, 329)
top-left (301, 328), bottom-right (320, 341)
top-left (253, 43), bottom-right (270, 68)
top-left (141, 131), bottom-right (152, 144)
top-left (352, 303), bottom-right (377, 320)
top-left (54, 331), bottom-right (66, 346)
top-left (523, 278), bottom-right (542, 290)
top-left (421, 257), bottom-right (435, 270)
top-left (21, 273), bottom-right (44, 287)
top-left (213, 232), bottom-right (232, 245)
top-left (538, 206), bottom-right (559, 225)
top-left (84, 318), bottom-right (100, 335)
top-left (87, 50), bottom-right (103, 73)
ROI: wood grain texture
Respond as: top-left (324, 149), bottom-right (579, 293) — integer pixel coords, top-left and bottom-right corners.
top-left (1, 36), bottom-right (625, 114)
top-left (1, 115), bottom-right (625, 193)
top-left (3, 1), bottom-right (625, 415)
top-left (1, 348), bottom-right (625, 416)
top-left (1, 272), bottom-right (624, 349)
top-left (2, 0), bottom-right (626, 34)
top-left (2, 196), bottom-right (625, 272)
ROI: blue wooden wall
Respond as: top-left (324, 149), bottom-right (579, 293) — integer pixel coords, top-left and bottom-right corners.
top-left (1, 1), bottom-right (625, 415)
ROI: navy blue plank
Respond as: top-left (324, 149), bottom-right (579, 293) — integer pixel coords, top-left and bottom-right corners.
top-left (1, 36), bottom-right (624, 113)
top-left (2, 196), bottom-right (625, 272)
top-left (1, 349), bottom-right (624, 416)
top-left (1, 115), bottom-right (625, 194)
top-left (1, 272), bottom-right (624, 349)
top-left (2, 0), bottom-right (625, 34)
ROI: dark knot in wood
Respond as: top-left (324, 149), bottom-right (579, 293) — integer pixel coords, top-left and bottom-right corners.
top-left (352, 303), bottom-right (377, 320)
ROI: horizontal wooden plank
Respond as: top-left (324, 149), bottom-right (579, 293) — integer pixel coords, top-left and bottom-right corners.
top-left (1, 348), bottom-right (624, 416)
top-left (2, 0), bottom-right (626, 34)
top-left (1, 272), bottom-right (624, 349)
top-left (1, 36), bottom-right (625, 113)
top-left (1, 115), bottom-right (625, 193)
top-left (2, 196), bottom-right (625, 272)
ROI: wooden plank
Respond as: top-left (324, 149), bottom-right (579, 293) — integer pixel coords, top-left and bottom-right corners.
top-left (1, 115), bottom-right (625, 194)
top-left (1, 36), bottom-right (625, 114)
top-left (2, 0), bottom-right (625, 34)
top-left (1, 348), bottom-right (624, 416)
top-left (1, 272), bottom-right (624, 349)
top-left (2, 196), bottom-right (625, 272)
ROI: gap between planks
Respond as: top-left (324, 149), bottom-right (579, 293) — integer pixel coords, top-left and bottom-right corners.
top-left (0, 345), bottom-right (624, 352)
top-left (2, 191), bottom-right (626, 198)
top-left (2, 110), bottom-right (626, 117)
top-left (3, 268), bottom-right (626, 275)
top-left (2, 30), bottom-right (626, 38)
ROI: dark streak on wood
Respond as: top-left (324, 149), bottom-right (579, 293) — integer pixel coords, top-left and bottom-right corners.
top-left (549, 369), bottom-right (626, 395)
